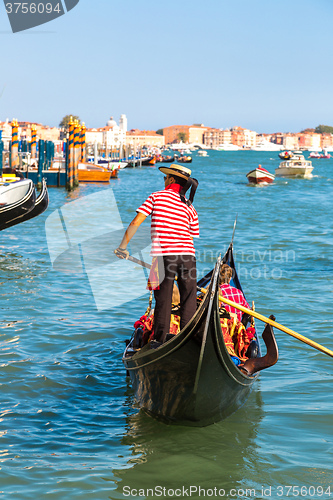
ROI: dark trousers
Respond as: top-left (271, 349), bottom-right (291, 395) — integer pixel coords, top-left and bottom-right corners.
top-left (153, 255), bottom-right (197, 342)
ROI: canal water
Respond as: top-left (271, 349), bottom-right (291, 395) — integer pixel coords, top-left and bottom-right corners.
top-left (1, 151), bottom-right (332, 499)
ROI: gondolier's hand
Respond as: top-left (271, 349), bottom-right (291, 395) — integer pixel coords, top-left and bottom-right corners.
top-left (114, 247), bottom-right (129, 260)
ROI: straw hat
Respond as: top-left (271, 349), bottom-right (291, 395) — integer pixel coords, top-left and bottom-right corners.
top-left (158, 163), bottom-right (191, 180)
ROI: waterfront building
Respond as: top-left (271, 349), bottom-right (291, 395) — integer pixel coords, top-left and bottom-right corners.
top-left (33, 125), bottom-right (60, 142)
top-left (0, 119), bottom-right (12, 146)
top-left (231, 126), bottom-right (257, 148)
top-left (298, 132), bottom-right (321, 150)
top-left (163, 125), bottom-right (189, 144)
top-left (119, 114), bottom-right (127, 132)
top-left (163, 124), bottom-right (208, 145)
top-left (203, 128), bottom-right (232, 148)
top-left (188, 124), bottom-right (208, 144)
top-left (243, 128), bottom-right (257, 148)
top-left (85, 128), bottom-right (103, 145)
top-left (86, 116), bottom-right (126, 150)
top-left (0, 119), bottom-right (60, 146)
top-left (321, 133), bottom-right (333, 149)
top-left (270, 133), bottom-right (284, 146)
top-left (282, 133), bottom-right (299, 150)
top-left (104, 117), bottom-right (126, 149)
top-left (126, 129), bottom-right (165, 148)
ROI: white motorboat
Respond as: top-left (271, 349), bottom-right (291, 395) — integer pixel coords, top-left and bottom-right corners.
top-left (197, 150), bottom-right (208, 157)
top-left (275, 151), bottom-right (314, 177)
top-left (246, 166), bottom-right (275, 185)
top-left (108, 160), bottom-right (128, 169)
top-left (215, 144), bottom-right (241, 151)
top-left (251, 141), bottom-right (282, 151)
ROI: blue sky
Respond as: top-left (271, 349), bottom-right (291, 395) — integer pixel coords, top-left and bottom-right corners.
top-left (0, 0), bottom-right (332, 133)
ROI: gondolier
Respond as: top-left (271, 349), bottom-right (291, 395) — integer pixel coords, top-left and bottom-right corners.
top-left (115, 164), bottom-right (199, 343)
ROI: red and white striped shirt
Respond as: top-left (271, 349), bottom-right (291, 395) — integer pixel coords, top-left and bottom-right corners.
top-left (219, 284), bottom-right (250, 322)
top-left (137, 183), bottom-right (199, 256)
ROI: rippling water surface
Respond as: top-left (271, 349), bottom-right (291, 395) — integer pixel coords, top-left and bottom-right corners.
top-left (1, 151), bottom-right (332, 499)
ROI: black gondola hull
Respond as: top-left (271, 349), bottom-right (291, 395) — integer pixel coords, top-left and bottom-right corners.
top-left (123, 257), bottom-right (258, 426)
top-left (126, 157), bottom-right (155, 167)
top-left (20, 178), bottom-right (49, 223)
top-left (160, 156), bottom-right (175, 163)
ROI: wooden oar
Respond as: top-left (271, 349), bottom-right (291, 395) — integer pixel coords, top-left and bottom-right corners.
top-left (114, 250), bottom-right (151, 270)
top-left (127, 254), bottom-right (151, 270)
top-left (198, 285), bottom-right (333, 359)
top-left (117, 252), bottom-right (333, 359)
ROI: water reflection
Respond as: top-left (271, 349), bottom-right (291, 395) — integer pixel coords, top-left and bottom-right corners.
top-left (112, 385), bottom-right (265, 498)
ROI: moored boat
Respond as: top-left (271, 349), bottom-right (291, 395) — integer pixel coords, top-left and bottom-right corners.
top-left (110, 168), bottom-right (119, 179)
top-left (0, 178), bottom-right (36, 230)
top-left (126, 156), bottom-right (156, 168)
top-left (78, 163), bottom-right (111, 183)
top-left (123, 243), bottom-right (278, 426)
top-left (275, 151), bottom-right (314, 177)
top-left (105, 159), bottom-right (128, 169)
top-left (246, 165), bottom-right (275, 185)
top-left (16, 178), bottom-right (49, 225)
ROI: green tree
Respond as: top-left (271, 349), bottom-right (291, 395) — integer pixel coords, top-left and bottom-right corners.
top-left (314, 125), bottom-right (333, 134)
top-left (177, 132), bottom-right (187, 142)
top-left (156, 129), bottom-right (164, 135)
top-left (300, 128), bottom-right (315, 134)
top-left (59, 115), bottom-right (81, 130)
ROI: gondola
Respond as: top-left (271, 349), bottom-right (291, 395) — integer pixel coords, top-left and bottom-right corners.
top-left (160, 155), bottom-right (175, 163)
top-left (0, 178), bottom-right (48, 231)
top-left (0, 178), bottom-right (36, 231)
top-left (126, 156), bottom-right (156, 168)
top-left (123, 243), bottom-right (278, 426)
top-left (19, 178), bottom-right (49, 224)
top-left (176, 155), bottom-right (192, 163)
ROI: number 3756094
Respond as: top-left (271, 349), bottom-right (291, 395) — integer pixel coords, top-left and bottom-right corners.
top-left (5, 3), bottom-right (62, 14)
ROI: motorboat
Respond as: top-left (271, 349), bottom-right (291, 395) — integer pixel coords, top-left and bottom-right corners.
top-left (100, 159), bottom-right (128, 169)
top-left (87, 156), bottom-right (128, 169)
top-left (215, 144), bottom-right (241, 151)
top-left (251, 141), bottom-right (282, 152)
top-left (278, 151), bottom-right (294, 160)
top-left (246, 166), bottom-right (275, 185)
top-left (275, 151), bottom-right (314, 177)
top-left (197, 150), bottom-right (208, 157)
